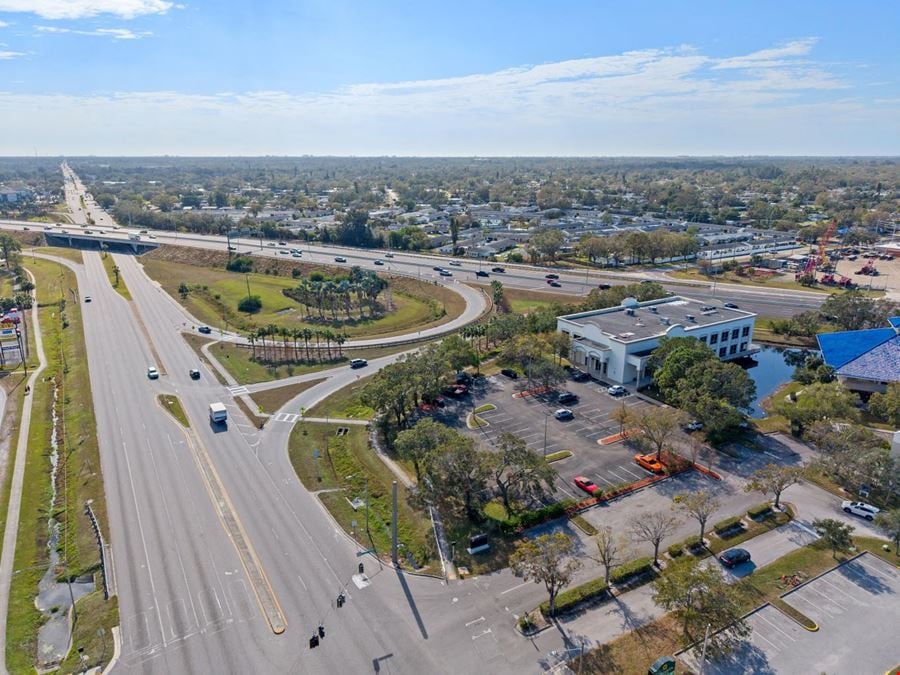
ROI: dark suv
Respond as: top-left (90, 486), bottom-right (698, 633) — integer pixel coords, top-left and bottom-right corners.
top-left (557, 391), bottom-right (578, 404)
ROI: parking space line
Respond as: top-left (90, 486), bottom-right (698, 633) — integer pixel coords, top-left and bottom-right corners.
top-left (807, 586), bottom-right (846, 611)
top-left (790, 593), bottom-right (829, 616)
top-left (817, 577), bottom-right (864, 603)
top-left (755, 612), bottom-right (796, 642)
top-left (751, 626), bottom-right (783, 653)
top-left (556, 483), bottom-right (578, 499)
top-left (854, 557), bottom-right (898, 582)
top-left (584, 430), bottom-right (605, 438)
top-left (607, 469), bottom-right (630, 483)
top-left (595, 475), bottom-right (617, 486)
top-left (617, 466), bottom-right (643, 480)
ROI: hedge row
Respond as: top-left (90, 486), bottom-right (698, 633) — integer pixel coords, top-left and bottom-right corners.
top-left (683, 535), bottom-right (705, 552)
top-left (610, 557), bottom-right (655, 585)
top-left (500, 500), bottom-right (575, 533)
top-left (747, 503), bottom-right (773, 519)
top-left (667, 543), bottom-right (684, 558)
top-left (713, 515), bottom-right (745, 535)
top-left (540, 576), bottom-right (609, 617)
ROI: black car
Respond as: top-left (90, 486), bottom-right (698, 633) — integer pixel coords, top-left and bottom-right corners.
top-left (433, 266), bottom-right (443, 271)
top-left (545, 273), bottom-right (559, 279)
top-left (491, 266), bottom-right (506, 273)
top-left (189, 368), bottom-right (201, 380)
top-left (475, 270), bottom-right (490, 277)
top-left (500, 368), bottom-right (518, 379)
top-left (597, 283), bottom-right (611, 290)
top-left (570, 369), bottom-right (589, 382)
top-left (198, 325), bottom-right (212, 334)
top-left (723, 302), bottom-right (739, 309)
top-left (557, 391), bottom-right (578, 404)
top-left (718, 548), bottom-right (751, 568)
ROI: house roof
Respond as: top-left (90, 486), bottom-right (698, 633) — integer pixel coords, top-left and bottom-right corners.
top-left (816, 328), bottom-right (895, 369)
top-left (836, 337), bottom-right (900, 382)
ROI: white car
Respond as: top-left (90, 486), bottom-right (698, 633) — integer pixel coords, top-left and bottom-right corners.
top-left (607, 385), bottom-right (627, 396)
top-left (449, 260), bottom-right (462, 266)
top-left (684, 420), bottom-right (703, 432)
top-left (147, 366), bottom-right (159, 380)
top-left (841, 501), bottom-right (879, 521)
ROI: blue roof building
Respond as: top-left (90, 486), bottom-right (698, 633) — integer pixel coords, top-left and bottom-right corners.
top-left (817, 318), bottom-right (900, 394)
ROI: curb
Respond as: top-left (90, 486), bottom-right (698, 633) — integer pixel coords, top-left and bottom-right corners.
top-left (101, 626), bottom-right (121, 674)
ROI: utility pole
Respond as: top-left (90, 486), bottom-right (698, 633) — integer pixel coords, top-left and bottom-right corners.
top-left (391, 481), bottom-right (398, 566)
top-left (698, 623), bottom-right (711, 675)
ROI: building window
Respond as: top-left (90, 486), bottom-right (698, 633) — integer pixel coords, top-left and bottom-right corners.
top-left (721, 331), bottom-right (729, 342)
top-left (740, 342), bottom-right (747, 352)
top-left (729, 344), bottom-right (737, 355)
top-left (731, 329), bottom-right (739, 340)
top-left (710, 333), bottom-right (718, 344)
top-left (719, 347), bottom-right (727, 357)
top-left (699, 335), bottom-right (707, 343)
top-left (742, 326), bottom-right (750, 337)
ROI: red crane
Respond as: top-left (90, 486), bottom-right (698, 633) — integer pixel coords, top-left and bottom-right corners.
top-left (796, 218), bottom-right (837, 281)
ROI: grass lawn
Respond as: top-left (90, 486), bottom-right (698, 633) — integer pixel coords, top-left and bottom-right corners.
top-left (250, 378), bottom-right (326, 414)
top-left (471, 283), bottom-right (576, 314)
top-left (287, 423), bottom-right (436, 570)
top-left (56, 593), bottom-right (118, 674)
top-left (0, 273), bottom-right (13, 297)
top-left (34, 247), bottom-right (83, 265)
top-left (6, 257), bottom-right (117, 673)
top-left (306, 374), bottom-right (376, 419)
top-left (140, 256), bottom-right (462, 338)
top-left (201, 338), bottom-right (427, 385)
top-left (101, 253), bottom-right (131, 300)
top-left (157, 394), bottom-right (189, 427)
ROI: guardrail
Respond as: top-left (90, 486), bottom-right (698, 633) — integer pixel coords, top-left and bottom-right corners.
top-left (85, 501), bottom-right (115, 598)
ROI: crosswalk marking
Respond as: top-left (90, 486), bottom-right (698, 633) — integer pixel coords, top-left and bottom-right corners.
top-left (228, 385), bottom-right (249, 396)
top-left (273, 412), bottom-right (300, 423)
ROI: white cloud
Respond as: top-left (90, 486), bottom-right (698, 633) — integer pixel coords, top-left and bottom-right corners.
top-left (1, 39), bottom-right (897, 155)
top-left (36, 25), bottom-right (152, 39)
top-left (0, 20), bottom-right (10, 27)
top-left (0, 48), bottom-right (24, 58)
top-left (0, 0), bottom-right (172, 19)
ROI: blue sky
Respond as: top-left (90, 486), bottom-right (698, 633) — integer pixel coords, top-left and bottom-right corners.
top-left (0, 0), bottom-right (898, 155)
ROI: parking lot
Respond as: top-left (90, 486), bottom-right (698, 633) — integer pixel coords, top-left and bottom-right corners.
top-left (462, 372), bottom-right (669, 500)
top-left (681, 551), bottom-right (900, 674)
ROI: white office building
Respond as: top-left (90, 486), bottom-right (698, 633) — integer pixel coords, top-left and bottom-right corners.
top-left (557, 296), bottom-right (757, 387)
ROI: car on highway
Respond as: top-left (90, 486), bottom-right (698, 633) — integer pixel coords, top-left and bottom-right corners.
top-left (227, 245), bottom-right (237, 251)
top-left (439, 270), bottom-right (453, 277)
top-left (475, 270), bottom-right (490, 277)
top-left (189, 368), bottom-right (201, 380)
top-left (723, 302), bottom-right (739, 309)
top-left (842, 500), bottom-right (879, 520)
top-left (198, 325), bottom-right (212, 334)
top-left (554, 408), bottom-right (574, 421)
top-left (597, 283), bottom-right (612, 290)
top-left (373, 259), bottom-right (384, 265)
top-left (84, 295), bottom-right (92, 303)
top-left (491, 266), bottom-right (505, 273)
top-left (334, 256), bottom-right (347, 263)
top-left (548, 280), bottom-right (561, 287)
top-left (279, 250), bottom-right (290, 254)
top-left (718, 548), bottom-right (751, 568)
top-left (278, 241), bottom-right (286, 246)
top-left (684, 420), bottom-right (704, 432)
top-left (350, 358), bottom-right (368, 369)
top-left (147, 366), bottom-right (159, 380)
top-left (384, 252), bottom-right (394, 258)
top-left (432, 266), bottom-right (443, 271)
top-left (607, 385), bottom-right (627, 396)
top-left (149, 235), bottom-right (157, 239)
top-left (573, 476), bottom-right (601, 496)
top-left (545, 273), bottom-right (559, 279)
top-left (500, 368), bottom-right (518, 379)
top-left (292, 253), bottom-right (302, 258)
top-left (557, 391), bottom-right (578, 405)
top-left (634, 453), bottom-right (664, 473)
top-left (449, 260), bottom-right (462, 266)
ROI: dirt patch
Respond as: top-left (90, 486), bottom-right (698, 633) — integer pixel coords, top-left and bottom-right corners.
top-left (4, 230), bottom-right (46, 247)
top-left (250, 378), bottom-right (326, 414)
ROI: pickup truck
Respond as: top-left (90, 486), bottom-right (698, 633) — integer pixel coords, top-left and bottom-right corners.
top-left (209, 402), bottom-right (228, 425)
top-left (128, 233), bottom-right (141, 241)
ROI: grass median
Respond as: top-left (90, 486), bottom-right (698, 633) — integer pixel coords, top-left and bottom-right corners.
top-left (101, 253), bottom-right (131, 300)
top-left (6, 257), bottom-right (117, 673)
top-left (158, 394), bottom-right (189, 427)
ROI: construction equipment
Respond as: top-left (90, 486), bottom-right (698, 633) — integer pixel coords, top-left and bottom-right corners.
top-left (855, 259), bottom-right (878, 276)
top-left (796, 218), bottom-right (837, 281)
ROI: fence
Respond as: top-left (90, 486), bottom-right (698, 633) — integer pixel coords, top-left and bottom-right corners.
top-left (85, 502), bottom-right (115, 598)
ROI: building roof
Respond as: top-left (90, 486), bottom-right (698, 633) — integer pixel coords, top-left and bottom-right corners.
top-left (559, 296), bottom-right (755, 343)
top-left (816, 327), bottom-right (896, 369)
top-left (889, 316), bottom-right (900, 329)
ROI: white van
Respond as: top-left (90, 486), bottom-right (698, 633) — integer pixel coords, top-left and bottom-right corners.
top-left (209, 402), bottom-right (228, 424)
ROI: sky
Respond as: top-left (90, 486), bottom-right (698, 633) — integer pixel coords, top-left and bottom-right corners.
top-left (0, 0), bottom-right (898, 156)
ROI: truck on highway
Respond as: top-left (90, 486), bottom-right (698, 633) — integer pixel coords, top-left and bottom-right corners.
top-left (129, 233), bottom-right (141, 241)
top-left (209, 402), bottom-right (228, 425)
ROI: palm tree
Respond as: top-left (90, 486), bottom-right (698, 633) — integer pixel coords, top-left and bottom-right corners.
top-left (335, 332), bottom-right (346, 358)
top-left (302, 328), bottom-right (313, 362)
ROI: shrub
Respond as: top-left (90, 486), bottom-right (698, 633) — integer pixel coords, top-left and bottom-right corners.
top-left (544, 450), bottom-right (573, 463)
top-left (238, 295), bottom-right (263, 313)
top-left (570, 515), bottom-right (597, 536)
top-left (713, 516), bottom-right (745, 536)
top-left (539, 577), bottom-right (608, 617)
top-left (684, 535), bottom-right (705, 552)
top-left (609, 557), bottom-right (654, 585)
top-left (226, 256), bottom-right (253, 273)
top-left (667, 543), bottom-right (684, 558)
top-left (747, 503), bottom-right (773, 519)
top-left (501, 500), bottom-right (574, 533)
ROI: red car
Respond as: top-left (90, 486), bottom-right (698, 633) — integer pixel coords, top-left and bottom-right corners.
top-left (573, 475), bottom-right (601, 496)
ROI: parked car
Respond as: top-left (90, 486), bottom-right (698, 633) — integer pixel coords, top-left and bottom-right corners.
top-left (718, 548), bottom-right (751, 568)
top-left (842, 500), bottom-right (879, 521)
top-left (475, 270), bottom-right (490, 277)
top-left (84, 295), bottom-right (92, 303)
top-left (545, 273), bottom-right (559, 279)
top-left (554, 408), bottom-right (574, 421)
top-left (491, 266), bottom-right (506, 273)
top-left (723, 302), bottom-right (739, 309)
top-left (189, 368), bottom-right (201, 380)
top-left (350, 358), bottom-right (368, 369)
top-left (607, 385), bottom-right (627, 396)
top-left (334, 256), bottom-right (347, 263)
top-left (444, 384), bottom-right (468, 397)
top-left (634, 453), bottom-right (664, 473)
top-left (373, 259), bottom-right (384, 265)
top-left (574, 476), bottom-right (601, 496)
top-left (557, 391), bottom-right (578, 404)
top-left (500, 368), bottom-right (519, 379)
top-left (147, 366), bottom-right (159, 380)
top-left (198, 325), bottom-right (212, 334)
top-left (684, 420), bottom-right (704, 432)
top-left (570, 369), bottom-right (589, 382)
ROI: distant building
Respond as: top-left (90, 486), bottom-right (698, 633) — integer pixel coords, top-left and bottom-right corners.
top-left (816, 317), bottom-right (900, 394)
top-left (557, 296), bottom-right (757, 387)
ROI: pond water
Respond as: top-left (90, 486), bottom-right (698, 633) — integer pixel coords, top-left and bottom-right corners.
top-left (740, 345), bottom-right (818, 418)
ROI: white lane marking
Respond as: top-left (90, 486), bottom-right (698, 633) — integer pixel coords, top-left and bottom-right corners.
top-left (465, 616), bottom-right (485, 627)
top-left (472, 628), bottom-right (493, 640)
top-left (755, 612), bottom-right (797, 642)
top-left (607, 469), bottom-right (630, 483)
top-left (297, 574), bottom-right (308, 591)
top-left (617, 465), bottom-right (643, 479)
top-left (500, 580), bottom-right (531, 595)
